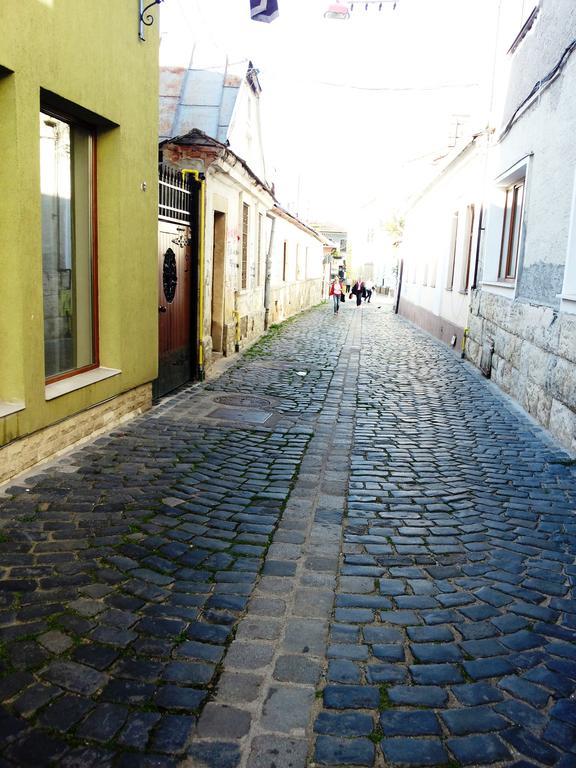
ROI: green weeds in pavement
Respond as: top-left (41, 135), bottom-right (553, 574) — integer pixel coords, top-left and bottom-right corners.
top-left (368, 725), bottom-right (384, 743)
top-left (378, 685), bottom-right (392, 710)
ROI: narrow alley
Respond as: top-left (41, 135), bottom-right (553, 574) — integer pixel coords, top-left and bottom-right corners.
top-left (0, 298), bottom-right (575, 768)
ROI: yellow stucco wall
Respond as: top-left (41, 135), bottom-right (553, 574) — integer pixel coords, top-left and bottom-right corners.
top-left (0, 1), bottom-right (159, 449)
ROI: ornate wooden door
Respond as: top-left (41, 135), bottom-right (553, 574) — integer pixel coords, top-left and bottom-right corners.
top-left (157, 222), bottom-right (192, 396)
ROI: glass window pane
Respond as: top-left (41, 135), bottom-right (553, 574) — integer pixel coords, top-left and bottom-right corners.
top-left (499, 189), bottom-right (512, 278)
top-left (508, 183), bottom-right (524, 279)
top-left (40, 112), bottom-right (94, 379)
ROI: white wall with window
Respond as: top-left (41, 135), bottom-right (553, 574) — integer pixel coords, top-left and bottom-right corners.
top-left (398, 134), bottom-right (487, 347)
top-left (267, 208), bottom-right (324, 324)
top-left (481, 155), bottom-right (529, 298)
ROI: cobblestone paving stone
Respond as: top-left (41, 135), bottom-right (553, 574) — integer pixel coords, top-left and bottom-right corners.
top-left (1, 299), bottom-right (576, 767)
top-left (0, 307), bottom-right (350, 767)
top-left (313, 305), bottom-right (576, 767)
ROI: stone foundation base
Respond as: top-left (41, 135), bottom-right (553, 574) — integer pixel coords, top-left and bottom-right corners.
top-left (466, 289), bottom-right (576, 453)
top-left (0, 384), bottom-right (152, 485)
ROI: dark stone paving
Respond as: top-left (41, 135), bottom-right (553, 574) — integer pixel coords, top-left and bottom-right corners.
top-left (0, 299), bottom-right (575, 767)
top-left (0, 307), bottom-right (350, 767)
top-left (313, 305), bottom-right (576, 767)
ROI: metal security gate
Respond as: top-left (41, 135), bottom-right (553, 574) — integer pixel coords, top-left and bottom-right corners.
top-left (155, 166), bottom-right (200, 398)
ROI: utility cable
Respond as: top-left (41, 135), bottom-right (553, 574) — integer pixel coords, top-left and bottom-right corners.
top-left (499, 37), bottom-right (576, 141)
top-left (310, 80), bottom-right (480, 92)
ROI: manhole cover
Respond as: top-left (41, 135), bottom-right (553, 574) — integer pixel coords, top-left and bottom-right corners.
top-left (214, 394), bottom-right (273, 408)
top-left (208, 407), bottom-right (274, 424)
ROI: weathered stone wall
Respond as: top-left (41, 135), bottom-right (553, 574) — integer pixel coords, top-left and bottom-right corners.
top-left (208, 279), bottom-right (324, 363)
top-left (268, 279), bottom-right (324, 326)
top-left (0, 384), bottom-right (152, 485)
top-left (466, 290), bottom-right (576, 451)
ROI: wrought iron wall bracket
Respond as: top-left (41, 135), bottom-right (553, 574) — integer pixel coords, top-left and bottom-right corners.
top-left (139, 0), bottom-right (164, 41)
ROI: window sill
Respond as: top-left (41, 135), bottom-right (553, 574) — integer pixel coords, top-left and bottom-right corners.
top-left (0, 401), bottom-right (25, 419)
top-left (560, 294), bottom-right (576, 314)
top-left (45, 367), bottom-right (121, 401)
top-left (482, 280), bottom-right (515, 288)
top-left (481, 280), bottom-right (516, 298)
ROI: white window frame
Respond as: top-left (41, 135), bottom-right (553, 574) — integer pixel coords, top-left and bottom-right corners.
top-left (459, 204), bottom-right (476, 293)
top-left (481, 155), bottom-right (530, 298)
top-left (560, 167), bottom-right (576, 315)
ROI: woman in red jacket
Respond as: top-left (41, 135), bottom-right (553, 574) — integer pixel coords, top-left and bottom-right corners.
top-left (329, 277), bottom-right (343, 314)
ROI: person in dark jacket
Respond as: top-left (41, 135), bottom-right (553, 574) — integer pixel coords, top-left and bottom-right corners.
top-left (350, 279), bottom-right (363, 306)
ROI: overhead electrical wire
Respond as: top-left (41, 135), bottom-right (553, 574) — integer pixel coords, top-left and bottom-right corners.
top-left (310, 80), bottom-right (480, 92)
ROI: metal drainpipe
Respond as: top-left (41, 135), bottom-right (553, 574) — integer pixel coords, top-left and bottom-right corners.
top-left (182, 169), bottom-right (206, 381)
top-left (394, 257), bottom-right (404, 314)
top-left (263, 213), bottom-right (276, 330)
top-left (233, 295), bottom-right (240, 353)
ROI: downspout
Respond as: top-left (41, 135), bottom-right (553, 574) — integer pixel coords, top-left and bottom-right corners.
top-left (182, 169), bottom-right (206, 381)
top-left (461, 329), bottom-right (468, 359)
top-left (233, 301), bottom-right (240, 352)
top-left (394, 257), bottom-right (403, 314)
top-left (263, 213), bottom-right (276, 330)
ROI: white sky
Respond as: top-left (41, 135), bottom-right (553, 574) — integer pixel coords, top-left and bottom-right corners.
top-left (160, 0), bottom-right (525, 226)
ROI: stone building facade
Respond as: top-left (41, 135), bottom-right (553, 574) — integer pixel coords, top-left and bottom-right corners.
top-left (160, 130), bottom-right (326, 367)
top-left (160, 59), bottom-right (326, 369)
top-left (466, 1), bottom-right (576, 452)
top-left (266, 207), bottom-right (326, 326)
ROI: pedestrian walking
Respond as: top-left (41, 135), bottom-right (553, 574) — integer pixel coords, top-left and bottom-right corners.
top-left (364, 279), bottom-right (373, 302)
top-left (350, 278), bottom-right (363, 307)
top-left (329, 277), bottom-right (343, 313)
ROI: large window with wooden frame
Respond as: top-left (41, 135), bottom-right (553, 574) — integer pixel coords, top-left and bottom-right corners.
top-left (446, 211), bottom-right (459, 290)
top-left (499, 179), bottom-right (525, 281)
top-left (241, 202), bottom-right (249, 290)
top-left (40, 110), bottom-right (98, 382)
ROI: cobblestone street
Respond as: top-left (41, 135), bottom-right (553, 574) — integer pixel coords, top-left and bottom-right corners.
top-left (1, 298), bottom-right (576, 767)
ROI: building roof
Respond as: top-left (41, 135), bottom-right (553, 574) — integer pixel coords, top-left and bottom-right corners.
top-left (272, 206), bottom-right (327, 244)
top-left (160, 127), bottom-right (274, 198)
top-left (403, 129), bottom-right (488, 212)
top-left (159, 60), bottom-right (261, 144)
